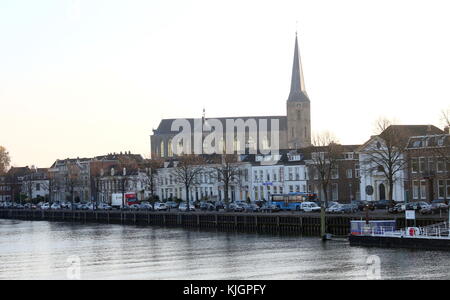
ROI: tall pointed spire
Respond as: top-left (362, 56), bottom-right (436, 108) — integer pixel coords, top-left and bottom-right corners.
top-left (287, 33), bottom-right (309, 102)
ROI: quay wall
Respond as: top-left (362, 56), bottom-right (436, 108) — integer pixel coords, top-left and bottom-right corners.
top-left (0, 209), bottom-right (444, 237)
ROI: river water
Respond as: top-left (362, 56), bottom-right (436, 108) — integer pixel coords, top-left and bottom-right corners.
top-left (0, 219), bottom-right (449, 280)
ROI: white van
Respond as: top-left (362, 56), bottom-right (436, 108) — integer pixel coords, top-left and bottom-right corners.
top-left (300, 202), bottom-right (321, 212)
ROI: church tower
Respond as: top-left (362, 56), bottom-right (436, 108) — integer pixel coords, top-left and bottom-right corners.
top-left (287, 33), bottom-right (311, 149)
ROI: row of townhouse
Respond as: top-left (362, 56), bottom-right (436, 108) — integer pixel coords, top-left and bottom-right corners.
top-left (358, 125), bottom-right (449, 203)
top-left (155, 148), bottom-right (361, 203)
top-left (155, 125), bottom-right (449, 204)
top-left (0, 167), bottom-right (50, 202)
top-left (48, 152), bottom-right (147, 204)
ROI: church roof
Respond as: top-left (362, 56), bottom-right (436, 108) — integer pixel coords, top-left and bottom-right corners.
top-left (153, 116), bottom-right (287, 135)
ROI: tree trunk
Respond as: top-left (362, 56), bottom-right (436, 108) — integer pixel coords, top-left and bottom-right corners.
top-left (388, 179), bottom-right (394, 207)
top-left (224, 183), bottom-right (230, 211)
top-left (185, 185), bottom-right (190, 211)
top-left (321, 184), bottom-right (329, 208)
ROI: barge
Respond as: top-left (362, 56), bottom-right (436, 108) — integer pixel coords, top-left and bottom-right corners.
top-left (349, 220), bottom-right (450, 251)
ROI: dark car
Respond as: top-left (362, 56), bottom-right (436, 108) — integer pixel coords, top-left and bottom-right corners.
top-left (351, 201), bottom-right (367, 211)
top-left (200, 202), bottom-right (215, 211)
top-left (374, 200), bottom-right (390, 209)
top-left (341, 204), bottom-right (358, 214)
top-left (214, 201), bottom-right (225, 211)
top-left (245, 204), bottom-right (260, 213)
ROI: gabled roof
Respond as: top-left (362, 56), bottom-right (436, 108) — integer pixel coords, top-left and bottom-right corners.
top-left (357, 125), bottom-right (444, 152)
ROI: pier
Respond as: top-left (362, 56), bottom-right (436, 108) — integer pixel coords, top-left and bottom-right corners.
top-left (0, 209), bottom-right (446, 236)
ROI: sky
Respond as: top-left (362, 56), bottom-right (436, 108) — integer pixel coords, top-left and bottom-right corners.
top-left (1, 0), bottom-right (449, 168)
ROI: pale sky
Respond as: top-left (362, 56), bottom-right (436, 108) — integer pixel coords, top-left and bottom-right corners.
top-left (1, 0), bottom-right (449, 168)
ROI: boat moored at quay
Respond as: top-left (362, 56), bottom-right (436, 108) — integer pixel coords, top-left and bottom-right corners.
top-left (349, 220), bottom-right (450, 251)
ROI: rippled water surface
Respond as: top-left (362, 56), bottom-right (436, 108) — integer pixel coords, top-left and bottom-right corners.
top-left (0, 220), bottom-right (449, 280)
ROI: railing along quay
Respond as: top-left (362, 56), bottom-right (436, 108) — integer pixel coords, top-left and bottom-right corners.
top-left (0, 209), bottom-right (445, 237)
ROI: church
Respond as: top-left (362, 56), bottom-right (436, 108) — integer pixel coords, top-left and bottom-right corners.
top-left (150, 34), bottom-right (311, 158)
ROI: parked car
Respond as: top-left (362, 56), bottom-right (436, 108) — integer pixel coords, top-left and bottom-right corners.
top-left (229, 202), bottom-right (245, 212)
top-left (245, 204), bottom-right (261, 213)
top-left (200, 202), bottom-right (215, 211)
top-left (300, 202), bottom-right (321, 212)
top-left (50, 203), bottom-right (61, 210)
top-left (23, 203), bottom-right (37, 210)
top-left (41, 203), bottom-right (50, 210)
top-left (139, 203), bottom-right (153, 211)
top-left (260, 203), bottom-right (280, 213)
top-left (420, 203), bottom-right (448, 215)
top-left (165, 201), bottom-right (179, 209)
top-left (129, 204), bottom-right (141, 211)
top-left (334, 204), bottom-right (358, 214)
top-left (406, 201), bottom-right (431, 211)
top-left (97, 203), bottom-right (112, 211)
top-left (388, 203), bottom-right (405, 214)
top-left (178, 202), bottom-right (195, 212)
top-left (154, 202), bottom-right (168, 211)
top-left (326, 204), bottom-right (342, 213)
top-left (374, 200), bottom-right (390, 209)
top-left (352, 201), bottom-right (368, 211)
top-left (14, 203), bottom-right (25, 209)
top-left (214, 201), bottom-right (225, 211)
top-left (326, 201), bottom-right (339, 208)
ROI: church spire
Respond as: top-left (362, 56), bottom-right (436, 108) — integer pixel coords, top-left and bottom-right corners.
top-left (287, 33), bottom-right (309, 102)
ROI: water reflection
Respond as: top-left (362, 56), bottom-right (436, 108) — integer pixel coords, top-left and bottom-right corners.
top-left (0, 220), bottom-right (448, 280)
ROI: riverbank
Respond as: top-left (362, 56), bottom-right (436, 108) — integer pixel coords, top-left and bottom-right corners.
top-left (0, 209), bottom-right (445, 236)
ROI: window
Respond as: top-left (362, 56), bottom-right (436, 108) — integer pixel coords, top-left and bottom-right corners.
top-left (413, 180), bottom-right (419, 199)
top-left (428, 158), bottom-right (434, 173)
top-left (447, 180), bottom-right (450, 199)
top-left (331, 168), bottom-right (339, 179)
top-left (168, 139), bottom-right (173, 157)
top-left (411, 158), bottom-right (418, 173)
top-left (346, 169), bottom-right (353, 179)
top-left (332, 183), bottom-right (338, 201)
top-left (437, 158), bottom-right (445, 172)
top-left (420, 180), bottom-right (427, 200)
top-left (355, 164), bottom-right (360, 178)
top-left (160, 141), bottom-right (165, 157)
top-left (438, 180), bottom-right (445, 199)
top-left (36, 183), bottom-right (41, 191)
top-left (419, 158), bottom-right (426, 173)
top-left (345, 153), bottom-right (354, 160)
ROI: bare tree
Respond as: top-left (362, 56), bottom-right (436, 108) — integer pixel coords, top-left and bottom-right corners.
top-left (142, 157), bottom-right (164, 203)
top-left (307, 132), bottom-right (343, 208)
top-left (441, 108), bottom-right (450, 128)
top-left (362, 118), bottom-right (409, 206)
top-left (0, 146), bottom-right (11, 176)
top-left (116, 155), bottom-right (140, 207)
top-left (22, 169), bottom-right (49, 204)
top-left (211, 154), bottom-right (241, 210)
top-left (65, 162), bottom-right (83, 209)
top-left (171, 155), bottom-right (204, 211)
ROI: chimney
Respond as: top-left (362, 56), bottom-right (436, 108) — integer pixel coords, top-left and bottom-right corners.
top-left (445, 126), bottom-right (449, 134)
